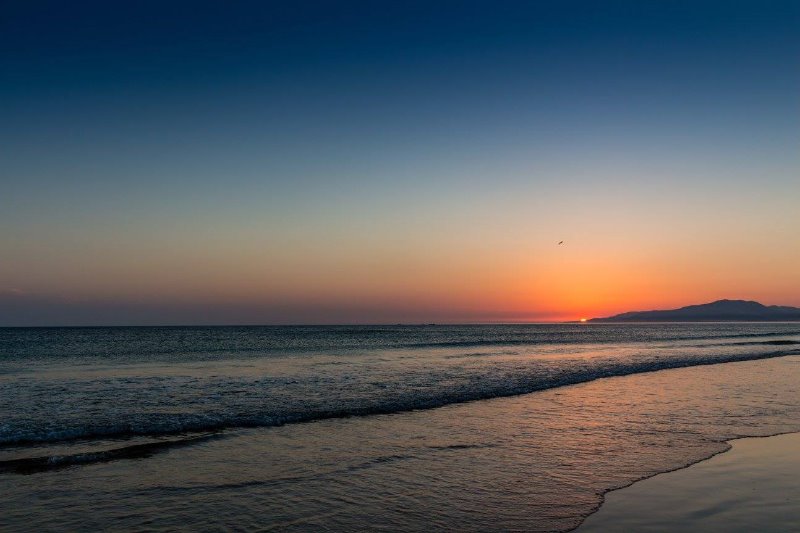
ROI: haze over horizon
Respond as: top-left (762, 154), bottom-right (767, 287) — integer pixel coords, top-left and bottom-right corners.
top-left (2, 1), bottom-right (799, 326)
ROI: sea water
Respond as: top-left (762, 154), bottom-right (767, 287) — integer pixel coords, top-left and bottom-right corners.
top-left (1, 324), bottom-right (799, 531)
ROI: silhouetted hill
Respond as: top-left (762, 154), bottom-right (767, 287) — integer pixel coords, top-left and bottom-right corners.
top-left (590, 299), bottom-right (800, 322)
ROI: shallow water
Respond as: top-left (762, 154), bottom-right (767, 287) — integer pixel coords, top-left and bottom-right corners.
top-left (1, 325), bottom-right (799, 530)
top-left (580, 432), bottom-right (800, 532)
top-left (2, 324), bottom-right (799, 446)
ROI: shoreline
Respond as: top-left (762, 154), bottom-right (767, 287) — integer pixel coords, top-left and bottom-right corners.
top-left (2, 348), bottom-right (799, 532)
top-left (3, 348), bottom-right (797, 452)
top-left (576, 430), bottom-right (800, 531)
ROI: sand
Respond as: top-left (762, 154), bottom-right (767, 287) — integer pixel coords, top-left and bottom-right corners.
top-left (579, 431), bottom-right (800, 532)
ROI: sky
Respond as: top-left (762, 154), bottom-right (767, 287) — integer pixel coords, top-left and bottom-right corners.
top-left (1, 0), bottom-right (799, 326)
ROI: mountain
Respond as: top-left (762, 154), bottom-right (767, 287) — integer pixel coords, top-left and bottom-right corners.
top-left (590, 299), bottom-right (800, 322)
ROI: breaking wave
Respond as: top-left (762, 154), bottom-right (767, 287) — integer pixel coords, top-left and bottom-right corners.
top-left (2, 347), bottom-right (797, 448)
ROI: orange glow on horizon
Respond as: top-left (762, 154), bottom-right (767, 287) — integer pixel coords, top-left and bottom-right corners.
top-left (3, 187), bottom-right (798, 325)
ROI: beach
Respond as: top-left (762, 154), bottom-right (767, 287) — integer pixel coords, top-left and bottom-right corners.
top-left (4, 1), bottom-right (798, 530)
top-left (580, 431), bottom-right (800, 532)
top-left (1, 325), bottom-right (799, 531)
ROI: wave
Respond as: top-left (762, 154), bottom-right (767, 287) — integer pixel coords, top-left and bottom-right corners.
top-left (6, 325), bottom-right (799, 362)
top-left (0, 434), bottom-right (219, 474)
top-left (443, 350), bottom-right (520, 359)
top-left (0, 439), bottom-right (489, 477)
top-left (689, 339), bottom-right (800, 349)
top-left (2, 348), bottom-right (798, 449)
top-left (399, 330), bottom-right (800, 350)
top-left (732, 340), bottom-right (800, 346)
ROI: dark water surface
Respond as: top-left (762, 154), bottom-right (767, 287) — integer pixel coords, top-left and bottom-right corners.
top-left (1, 324), bottom-right (799, 531)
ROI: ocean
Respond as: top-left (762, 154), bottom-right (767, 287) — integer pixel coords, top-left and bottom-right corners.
top-left (1, 324), bottom-right (799, 531)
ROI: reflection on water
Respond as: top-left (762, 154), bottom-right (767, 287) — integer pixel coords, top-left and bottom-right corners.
top-left (1, 324), bottom-right (798, 446)
top-left (580, 432), bottom-right (800, 532)
top-left (2, 356), bottom-right (799, 532)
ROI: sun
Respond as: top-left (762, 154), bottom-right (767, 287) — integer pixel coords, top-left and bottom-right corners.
top-left (579, 318), bottom-right (588, 323)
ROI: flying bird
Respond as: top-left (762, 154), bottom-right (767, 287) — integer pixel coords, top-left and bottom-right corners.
top-left (558, 241), bottom-right (564, 245)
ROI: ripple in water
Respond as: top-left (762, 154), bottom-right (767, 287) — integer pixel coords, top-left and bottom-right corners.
top-left (1, 325), bottom-right (799, 531)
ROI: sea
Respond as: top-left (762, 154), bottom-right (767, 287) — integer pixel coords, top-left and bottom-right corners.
top-left (1, 324), bottom-right (799, 531)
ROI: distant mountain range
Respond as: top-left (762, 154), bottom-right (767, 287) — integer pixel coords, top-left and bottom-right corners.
top-left (590, 299), bottom-right (800, 322)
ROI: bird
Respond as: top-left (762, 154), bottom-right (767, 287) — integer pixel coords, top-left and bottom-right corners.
top-left (558, 241), bottom-right (564, 245)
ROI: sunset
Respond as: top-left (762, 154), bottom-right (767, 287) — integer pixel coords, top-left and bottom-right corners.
top-left (2, 1), bottom-right (798, 326)
top-left (2, 1), bottom-right (799, 531)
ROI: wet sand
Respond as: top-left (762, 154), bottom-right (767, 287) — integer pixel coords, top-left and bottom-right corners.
top-left (579, 431), bottom-right (800, 532)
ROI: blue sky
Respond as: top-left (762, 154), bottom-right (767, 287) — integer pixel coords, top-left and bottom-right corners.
top-left (2, 1), bottom-right (798, 325)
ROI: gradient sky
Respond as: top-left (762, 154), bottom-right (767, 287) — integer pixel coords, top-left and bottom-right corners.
top-left (2, 0), bottom-right (799, 325)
